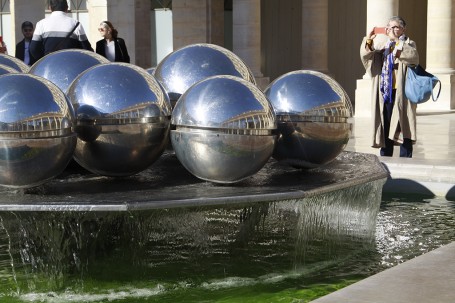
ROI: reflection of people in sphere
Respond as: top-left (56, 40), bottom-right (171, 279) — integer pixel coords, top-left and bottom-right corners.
top-left (96, 21), bottom-right (130, 63)
top-left (360, 16), bottom-right (419, 158)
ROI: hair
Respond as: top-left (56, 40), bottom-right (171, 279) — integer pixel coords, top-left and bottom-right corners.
top-left (50, 0), bottom-right (68, 12)
top-left (388, 16), bottom-right (406, 28)
top-left (21, 21), bottom-right (33, 30)
top-left (100, 21), bottom-right (119, 39)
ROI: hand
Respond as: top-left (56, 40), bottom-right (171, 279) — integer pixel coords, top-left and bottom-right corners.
top-left (368, 28), bottom-right (376, 40)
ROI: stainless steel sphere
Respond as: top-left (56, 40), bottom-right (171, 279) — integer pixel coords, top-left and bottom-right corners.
top-left (0, 74), bottom-right (76, 188)
top-left (153, 43), bottom-right (255, 107)
top-left (29, 49), bottom-right (109, 93)
top-left (171, 75), bottom-right (276, 183)
top-left (0, 53), bottom-right (30, 72)
top-left (67, 62), bottom-right (172, 177)
top-left (0, 63), bottom-right (19, 75)
top-left (264, 70), bottom-right (353, 169)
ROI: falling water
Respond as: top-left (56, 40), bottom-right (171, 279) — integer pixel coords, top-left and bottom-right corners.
top-left (0, 178), bottom-right (385, 301)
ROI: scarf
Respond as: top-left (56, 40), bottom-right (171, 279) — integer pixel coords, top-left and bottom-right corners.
top-left (380, 40), bottom-right (396, 103)
top-left (380, 35), bottom-right (406, 103)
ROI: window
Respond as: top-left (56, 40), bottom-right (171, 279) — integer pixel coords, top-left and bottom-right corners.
top-left (0, 0), bottom-right (10, 42)
top-left (151, 0), bottom-right (172, 10)
top-left (45, 0), bottom-right (87, 12)
top-left (0, 0), bottom-right (10, 13)
top-left (68, 0), bottom-right (87, 11)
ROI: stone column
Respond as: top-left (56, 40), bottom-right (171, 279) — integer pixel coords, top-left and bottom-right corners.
top-left (301, 0), bottom-right (329, 73)
top-left (355, 0), bottom-right (398, 117)
top-left (133, 0), bottom-right (151, 68)
top-left (172, 0), bottom-right (224, 50)
top-left (233, 0), bottom-right (269, 89)
top-left (86, 0), bottom-right (108, 51)
top-left (418, 0), bottom-right (455, 110)
top-left (426, 0), bottom-right (455, 74)
top-left (10, 0), bottom-right (44, 54)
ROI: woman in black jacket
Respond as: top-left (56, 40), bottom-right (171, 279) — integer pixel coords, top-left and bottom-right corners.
top-left (96, 21), bottom-right (130, 63)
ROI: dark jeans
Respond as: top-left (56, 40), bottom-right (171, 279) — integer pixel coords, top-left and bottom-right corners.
top-left (380, 95), bottom-right (413, 158)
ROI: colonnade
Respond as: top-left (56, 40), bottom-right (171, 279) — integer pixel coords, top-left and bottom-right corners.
top-left (5, 0), bottom-right (455, 113)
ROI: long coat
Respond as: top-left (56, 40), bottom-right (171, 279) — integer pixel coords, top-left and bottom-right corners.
top-left (360, 36), bottom-right (419, 148)
top-left (96, 38), bottom-right (130, 63)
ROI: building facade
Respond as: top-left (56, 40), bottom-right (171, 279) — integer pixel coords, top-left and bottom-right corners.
top-left (1, 0), bottom-right (454, 115)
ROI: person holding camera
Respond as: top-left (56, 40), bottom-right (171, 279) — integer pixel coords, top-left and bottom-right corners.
top-left (360, 16), bottom-right (419, 158)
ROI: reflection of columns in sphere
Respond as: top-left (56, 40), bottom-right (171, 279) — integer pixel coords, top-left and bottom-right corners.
top-left (153, 43), bottom-right (256, 108)
top-left (0, 74), bottom-right (77, 188)
top-left (67, 62), bottom-right (172, 177)
top-left (29, 49), bottom-right (109, 93)
top-left (264, 70), bottom-right (353, 169)
top-left (0, 63), bottom-right (19, 75)
top-left (0, 53), bottom-right (30, 72)
top-left (171, 75), bottom-right (276, 183)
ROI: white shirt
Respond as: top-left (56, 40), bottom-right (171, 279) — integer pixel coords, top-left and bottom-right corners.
top-left (105, 40), bottom-right (115, 62)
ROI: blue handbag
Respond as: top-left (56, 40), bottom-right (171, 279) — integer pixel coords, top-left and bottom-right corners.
top-left (405, 65), bottom-right (441, 104)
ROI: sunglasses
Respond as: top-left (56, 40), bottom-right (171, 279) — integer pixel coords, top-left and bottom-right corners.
top-left (98, 28), bottom-right (106, 32)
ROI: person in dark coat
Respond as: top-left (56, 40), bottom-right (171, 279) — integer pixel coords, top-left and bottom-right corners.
top-left (15, 21), bottom-right (36, 65)
top-left (96, 21), bottom-right (130, 63)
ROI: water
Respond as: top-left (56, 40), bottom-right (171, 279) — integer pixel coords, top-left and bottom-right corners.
top-left (0, 191), bottom-right (454, 303)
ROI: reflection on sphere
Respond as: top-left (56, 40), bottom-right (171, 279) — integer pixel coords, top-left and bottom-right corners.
top-left (29, 49), bottom-right (109, 93)
top-left (67, 62), bottom-right (172, 177)
top-left (0, 74), bottom-right (76, 188)
top-left (264, 70), bottom-right (353, 169)
top-left (154, 43), bottom-right (255, 107)
top-left (171, 75), bottom-right (276, 183)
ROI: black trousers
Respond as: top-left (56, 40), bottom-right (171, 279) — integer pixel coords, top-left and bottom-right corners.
top-left (380, 94), bottom-right (413, 158)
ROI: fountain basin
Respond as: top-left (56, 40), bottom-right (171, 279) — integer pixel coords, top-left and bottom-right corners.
top-left (0, 151), bottom-right (388, 212)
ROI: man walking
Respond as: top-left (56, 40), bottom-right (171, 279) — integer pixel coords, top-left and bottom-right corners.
top-left (30, 0), bottom-right (93, 60)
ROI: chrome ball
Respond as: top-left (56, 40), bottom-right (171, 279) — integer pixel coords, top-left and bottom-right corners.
top-left (0, 74), bottom-right (76, 188)
top-left (0, 63), bottom-right (19, 75)
top-left (29, 49), bottom-right (109, 93)
top-left (154, 43), bottom-right (255, 106)
top-left (171, 75), bottom-right (276, 183)
top-left (264, 70), bottom-right (353, 168)
top-left (67, 63), bottom-right (172, 177)
top-left (0, 53), bottom-right (30, 72)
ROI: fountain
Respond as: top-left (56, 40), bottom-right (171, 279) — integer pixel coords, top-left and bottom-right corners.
top-left (0, 44), bottom-right (388, 302)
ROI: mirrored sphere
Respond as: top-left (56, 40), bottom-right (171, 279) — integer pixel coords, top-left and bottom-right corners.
top-left (29, 49), bottom-right (109, 93)
top-left (67, 63), bottom-right (172, 177)
top-left (0, 63), bottom-right (19, 75)
top-left (154, 43), bottom-right (255, 106)
top-left (0, 74), bottom-right (76, 188)
top-left (0, 53), bottom-right (30, 72)
top-left (264, 70), bottom-right (353, 169)
top-left (171, 75), bottom-right (276, 183)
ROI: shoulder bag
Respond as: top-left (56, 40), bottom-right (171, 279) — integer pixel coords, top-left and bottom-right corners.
top-left (405, 64), bottom-right (441, 104)
top-left (51, 21), bottom-right (80, 53)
